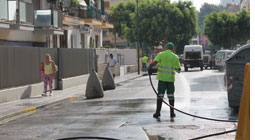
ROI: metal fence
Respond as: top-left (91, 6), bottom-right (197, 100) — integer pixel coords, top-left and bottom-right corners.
top-left (59, 48), bottom-right (97, 78)
top-left (0, 46), bottom-right (41, 89)
top-left (0, 46), bottom-right (97, 90)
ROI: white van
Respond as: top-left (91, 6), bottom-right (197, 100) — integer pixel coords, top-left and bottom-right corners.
top-left (183, 45), bottom-right (203, 71)
top-left (215, 50), bottom-right (235, 71)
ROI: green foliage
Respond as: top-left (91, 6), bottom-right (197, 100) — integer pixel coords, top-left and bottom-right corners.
top-left (103, 45), bottom-right (112, 48)
top-left (204, 10), bottom-right (250, 49)
top-left (72, 0), bottom-right (79, 4)
top-left (198, 3), bottom-right (225, 33)
top-left (111, 0), bottom-right (198, 54)
top-left (110, 1), bottom-right (136, 40)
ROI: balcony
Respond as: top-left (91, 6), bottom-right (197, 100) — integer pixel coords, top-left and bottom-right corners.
top-left (34, 10), bottom-right (64, 35)
top-left (62, 5), bottom-right (113, 28)
top-left (81, 6), bottom-right (102, 25)
top-left (8, 1), bottom-right (34, 31)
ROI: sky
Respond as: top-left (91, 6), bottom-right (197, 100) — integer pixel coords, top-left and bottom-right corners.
top-left (172, 0), bottom-right (221, 11)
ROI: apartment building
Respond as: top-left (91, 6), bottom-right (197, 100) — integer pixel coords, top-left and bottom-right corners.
top-left (0, 0), bottom-right (113, 48)
top-left (220, 0), bottom-right (241, 6)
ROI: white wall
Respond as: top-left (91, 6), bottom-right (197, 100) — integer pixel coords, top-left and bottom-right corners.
top-left (67, 27), bottom-right (81, 48)
top-left (96, 49), bottom-right (137, 65)
top-left (116, 49), bottom-right (137, 65)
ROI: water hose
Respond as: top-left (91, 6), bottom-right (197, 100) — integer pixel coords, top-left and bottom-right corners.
top-left (189, 129), bottom-right (237, 140)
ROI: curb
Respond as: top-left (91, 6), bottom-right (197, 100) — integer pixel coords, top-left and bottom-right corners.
top-left (116, 74), bottom-right (143, 84)
top-left (0, 74), bottom-right (142, 122)
top-left (0, 96), bottom-right (80, 122)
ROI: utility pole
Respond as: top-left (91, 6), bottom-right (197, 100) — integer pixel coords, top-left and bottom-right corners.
top-left (136, 0), bottom-right (140, 75)
top-left (114, 10), bottom-right (117, 49)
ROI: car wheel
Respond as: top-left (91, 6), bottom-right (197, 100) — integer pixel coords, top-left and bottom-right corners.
top-left (185, 67), bottom-right (188, 72)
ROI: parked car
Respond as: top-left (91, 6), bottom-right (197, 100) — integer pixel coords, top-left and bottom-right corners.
top-left (215, 50), bottom-right (235, 71)
top-left (225, 44), bottom-right (250, 108)
top-left (183, 45), bottom-right (203, 71)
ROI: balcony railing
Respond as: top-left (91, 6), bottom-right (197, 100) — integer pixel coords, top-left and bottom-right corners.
top-left (63, 6), bottom-right (113, 24)
top-left (87, 6), bottom-right (101, 20)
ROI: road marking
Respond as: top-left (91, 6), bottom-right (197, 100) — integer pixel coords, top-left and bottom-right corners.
top-left (24, 106), bottom-right (37, 112)
top-left (69, 96), bottom-right (78, 100)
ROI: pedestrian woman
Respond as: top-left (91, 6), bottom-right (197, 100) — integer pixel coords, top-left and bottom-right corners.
top-left (40, 54), bottom-right (57, 96)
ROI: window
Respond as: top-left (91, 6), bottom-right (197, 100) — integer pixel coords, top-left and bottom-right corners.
top-left (8, 1), bottom-right (16, 21)
top-left (185, 52), bottom-right (201, 59)
top-left (19, 2), bottom-right (26, 22)
top-left (227, 52), bottom-right (233, 58)
top-left (0, 0), bottom-right (8, 20)
top-left (103, 31), bottom-right (108, 37)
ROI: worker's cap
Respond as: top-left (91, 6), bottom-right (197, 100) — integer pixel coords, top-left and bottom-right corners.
top-left (166, 42), bottom-right (174, 49)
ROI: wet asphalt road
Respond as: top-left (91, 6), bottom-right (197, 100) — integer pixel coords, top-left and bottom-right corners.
top-left (0, 68), bottom-right (238, 140)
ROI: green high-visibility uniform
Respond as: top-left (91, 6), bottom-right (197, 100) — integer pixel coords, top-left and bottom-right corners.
top-left (142, 56), bottom-right (148, 63)
top-left (154, 50), bottom-right (181, 100)
top-left (142, 56), bottom-right (148, 71)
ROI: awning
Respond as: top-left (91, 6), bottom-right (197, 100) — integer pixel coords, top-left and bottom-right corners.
top-left (78, 0), bottom-right (87, 7)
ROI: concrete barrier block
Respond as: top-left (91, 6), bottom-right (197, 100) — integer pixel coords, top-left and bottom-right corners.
top-left (102, 68), bottom-right (115, 90)
top-left (85, 71), bottom-right (104, 99)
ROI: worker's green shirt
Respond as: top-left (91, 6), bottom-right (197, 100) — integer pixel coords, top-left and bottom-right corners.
top-left (154, 50), bottom-right (181, 82)
top-left (142, 56), bottom-right (148, 63)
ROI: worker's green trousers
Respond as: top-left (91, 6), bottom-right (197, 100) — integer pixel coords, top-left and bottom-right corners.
top-left (157, 80), bottom-right (175, 100)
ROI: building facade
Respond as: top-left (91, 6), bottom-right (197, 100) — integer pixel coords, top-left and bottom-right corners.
top-left (220, 0), bottom-right (241, 6)
top-left (240, 0), bottom-right (250, 11)
top-left (0, 0), bottom-right (113, 48)
top-left (102, 0), bottom-right (131, 48)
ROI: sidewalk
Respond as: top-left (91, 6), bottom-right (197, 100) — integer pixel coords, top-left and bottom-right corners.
top-left (0, 72), bottom-right (142, 123)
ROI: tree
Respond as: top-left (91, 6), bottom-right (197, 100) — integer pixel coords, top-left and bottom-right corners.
top-left (204, 10), bottom-right (250, 49)
top-left (110, 1), bottom-right (136, 40)
top-left (198, 3), bottom-right (225, 33)
top-left (111, 0), bottom-right (197, 54)
top-left (235, 10), bottom-right (250, 44)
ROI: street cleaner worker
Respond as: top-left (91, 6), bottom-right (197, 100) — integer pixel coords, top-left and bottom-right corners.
top-left (142, 55), bottom-right (148, 71)
top-left (149, 42), bottom-right (181, 118)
